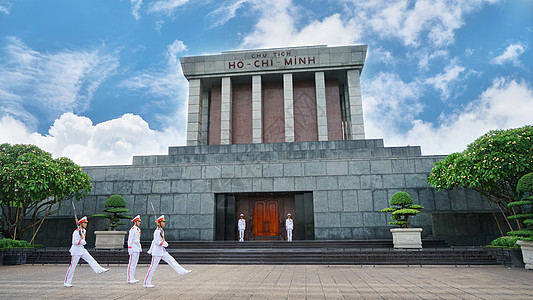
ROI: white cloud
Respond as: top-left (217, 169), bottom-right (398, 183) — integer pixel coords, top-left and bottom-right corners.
top-left (416, 49), bottom-right (448, 70)
top-left (155, 20), bottom-right (165, 32)
top-left (239, 0), bottom-right (502, 49)
top-left (0, 37), bottom-right (119, 130)
top-left (0, 5), bottom-right (9, 15)
top-left (120, 40), bottom-right (187, 98)
top-left (424, 58), bottom-right (465, 99)
top-left (147, 0), bottom-right (190, 15)
top-left (368, 78), bottom-right (533, 155)
top-left (120, 40), bottom-right (189, 134)
top-left (131, 0), bottom-right (143, 20)
top-left (242, 1), bottom-right (362, 48)
top-left (363, 72), bottom-right (424, 139)
top-left (491, 43), bottom-right (526, 66)
top-left (208, 0), bottom-right (250, 28)
top-left (368, 47), bottom-right (396, 65)
top-left (354, 0), bottom-right (502, 47)
top-left (0, 113), bottom-right (186, 166)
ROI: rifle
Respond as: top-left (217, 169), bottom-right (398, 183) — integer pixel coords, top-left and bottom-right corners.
top-left (150, 202), bottom-right (165, 241)
top-left (150, 202), bottom-right (157, 225)
top-left (71, 200), bottom-right (82, 238)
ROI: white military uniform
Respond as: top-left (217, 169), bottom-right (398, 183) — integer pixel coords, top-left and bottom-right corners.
top-left (127, 220), bottom-right (142, 283)
top-left (144, 216), bottom-right (190, 288)
top-left (238, 217), bottom-right (246, 242)
top-left (286, 216), bottom-right (294, 242)
top-left (64, 220), bottom-right (107, 286)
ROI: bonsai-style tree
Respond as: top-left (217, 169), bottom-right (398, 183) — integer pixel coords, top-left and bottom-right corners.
top-left (507, 172), bottom-right (533, 241)
top-left (92, 195), bottom-right (132, 230)
top-left (381, 191), bottom-right (424, 228)
top-left (0, 144), bottom-right (91, 242)
top-left (428, 125), bottom-right (533, 235)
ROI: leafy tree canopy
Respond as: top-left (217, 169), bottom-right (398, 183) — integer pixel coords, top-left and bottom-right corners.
top-left (428, 125), bottom-right (532, 195)
top-left (0, 144), bottom-right (92, 241)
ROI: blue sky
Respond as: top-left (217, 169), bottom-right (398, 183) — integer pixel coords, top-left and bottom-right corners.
top-left (0, 0), bottom-right (531, 166)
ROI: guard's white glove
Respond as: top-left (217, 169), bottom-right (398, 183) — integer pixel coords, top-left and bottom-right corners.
top-left (135, 239), bottom-right (141, 245)
top-left (81, 240), bottom-right (87, 246)
top-left (162, 241), bottom-right (168, 247)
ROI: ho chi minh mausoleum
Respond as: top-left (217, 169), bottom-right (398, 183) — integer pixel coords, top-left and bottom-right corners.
top-left (37, 45), bottom-right (501, 247)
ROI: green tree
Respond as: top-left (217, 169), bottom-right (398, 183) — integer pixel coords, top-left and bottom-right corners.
top-left (507, 172), bottom-right (533, 240)
top-left (92, 195), bottom-right (132, 230)
top-left (0, 144), bottom-right (92, 242)
top-left (427, 125), bottom-right (533, 235)
top-left (381, 191), bottom-right (424, 228)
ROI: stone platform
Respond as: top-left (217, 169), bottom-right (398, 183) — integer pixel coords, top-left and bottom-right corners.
top-left (1, 264), bottom-right (532, 299)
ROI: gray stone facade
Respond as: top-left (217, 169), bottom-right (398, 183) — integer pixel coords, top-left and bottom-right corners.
top-left (42, 139), bottom-right (494, 245)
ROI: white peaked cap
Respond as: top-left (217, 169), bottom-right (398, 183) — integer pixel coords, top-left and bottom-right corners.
top-left (156, 215), bottom-right (165, 223)
top-left (132, 215), bottom-right (141, 222)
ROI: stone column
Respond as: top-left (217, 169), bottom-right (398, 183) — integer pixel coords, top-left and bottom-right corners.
top-left (315, 72), bottom-right (328, 141)
top-left (186, 79), bottom-right (202, 146)
top-left (220, 77), bottom-right (232, 144)
top-left (283, 73), bottom-right (294, 142)
top-left (347, 69), bottom-right (365, 139)
top-left (200, 90), bottom-right (209, 145)
top-left (252, 75), bottom-right (262, 143)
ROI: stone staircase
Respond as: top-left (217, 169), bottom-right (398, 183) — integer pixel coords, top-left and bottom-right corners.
top-left (132, 139), bottom-right (423, 165)
top-left (24, 240), bottom-right (501, 266)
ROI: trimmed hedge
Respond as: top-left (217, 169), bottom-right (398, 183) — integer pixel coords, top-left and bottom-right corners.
top-left (0, 238), bottom-right (34, 250)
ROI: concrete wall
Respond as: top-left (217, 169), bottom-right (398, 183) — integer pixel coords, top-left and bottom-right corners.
top-left (36, 140), bottom-right (497, 246)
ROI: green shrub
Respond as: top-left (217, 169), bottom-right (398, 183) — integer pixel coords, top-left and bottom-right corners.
top-left (105, 195), bottom-right (127, 207)
top-left (517, 172), bottom-right (533, 197)
top-left (92, 195), bottom-right (132, 230)
top-left (0, 238), bottom-right (33, 249)
top-left (390, 191), bottom-right (413, 206)
top-left (381, 191), bottom-right (424, 228)
top-left (489, 236), bottom-right (520, 249)
top-left (506, 172), bottom-right (533, 241)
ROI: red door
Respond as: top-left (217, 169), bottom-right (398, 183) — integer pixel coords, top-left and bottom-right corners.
top-left (254, 200), bottom-right (279, 239)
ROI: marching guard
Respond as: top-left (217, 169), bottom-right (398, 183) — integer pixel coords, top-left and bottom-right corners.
top-left (238, 213), bottom-right (246, 242)
top-left (143, 215), bottom-right (191, 288)
top-left (286, 213), bottom-right (294, 242)
top-left (127, 215), bottom-right (142, 283)
top-left (64, 216), bottom-right (109, 287)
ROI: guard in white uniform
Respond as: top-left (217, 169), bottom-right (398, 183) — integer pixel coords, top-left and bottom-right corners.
top-left (143, 215), bottom-right (191, 288)
top-left (238, 213), bottom-right (246, 242)
top-left (64, 216), bottom-right (109, 287)
top-left (127, 215), bottom-right (142, 283)
top-left (286, 213), bottom-right (294, 242)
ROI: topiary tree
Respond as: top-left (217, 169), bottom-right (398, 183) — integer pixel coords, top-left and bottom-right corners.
top-left (507, 172), bottom-right (533, 241)
top-left (0, 143), bottom-right (92, 242)
top-left (381, 191), bottom-right (424, 228)
top-left (92, 195), bottom-right (132, 230)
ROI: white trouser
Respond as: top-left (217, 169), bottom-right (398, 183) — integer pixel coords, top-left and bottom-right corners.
top-left (64, 251), bottom-right (104, 284)
top-left (239, 229), bottom-right (245, 241)
top-left (127, 252), bottom-right (140, 282)
top-left (144, 252), bottom-right (189, 285)
top-left (287, 229), bottom-right (293, 241)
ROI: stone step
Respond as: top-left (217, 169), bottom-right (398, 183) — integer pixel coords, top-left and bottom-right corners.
top-left (23, 240), bottom-right (501, 266)
top-left (168, 140), bottom-right (386, 155)
top-left (138, 239), bottom-right (448, 249)
top-left (132, 140), bottom-right (423, 165)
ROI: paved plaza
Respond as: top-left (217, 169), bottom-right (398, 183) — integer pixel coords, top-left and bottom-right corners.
top-left (0, 264), bottom-right (532, 299)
